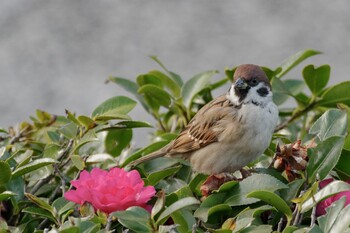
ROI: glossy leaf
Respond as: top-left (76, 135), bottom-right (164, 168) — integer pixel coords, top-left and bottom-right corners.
top-left (276, 49), bottom-right (321, 78)
top-left (96, 120), bottom-right (152, 133)
top-left (327, 204), bottom-right (350, 233)
top-left (301, 180), bottom-right (350, 213)
top-left (156, 197), bottom-right (200, 224)
top-left (70, 154), bottom-right (85, 170)
top-left (246, 190), bottom-right (292, 224)
top-left (271, 76), bottom-right (291, 105)
top-left (225, 174), bottom-right (288, 206)
top-left (150, 55), bottom-right (183, 86)
top-left (302, 64), bottom-right (330, 96)
top-left (12, 158), bottom-right (57, 178)
top-left (25, 193), bottom-right (54, 215)
top-left (0, 191), bottom-right (16, 201)
top-left (91, 96), bottom-right (136, 120)
top-left (0, 161), bottom-right (12, 185)
top-left (318, 81), bottom-right (350, 107)
top-left (151, 191), bottom-right (165, 219)
top-left (22, 206), bottom-right (57, 223)
top-left (147, 165), bottom-right (182, 186)
top-left (148, 70), bottom-right (181, 97)
top-left (182, 70), bottom-right (218, 107)
top-left (318, 197), bottom-right (346, 233)
top-left (307, 136), bottom-right (345, 183)
top-left (105, 129), bottom-right (132, 157)
top-left (77, 115), bottom-right (95, 129)
top-left (309, 109), bottom-right (348, 141)
top-left (335, 150), bottom-right (350, 180)
top-left (138, 84), bottom-right (173, 107)
top-left (111, 206), bottom-right (153, 233)
top-left (108, 77), bottom-right (149, 110)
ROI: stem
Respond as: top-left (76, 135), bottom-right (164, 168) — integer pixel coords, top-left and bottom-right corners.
top-left (310, 206), bottom-right (317, 228)
top-left (277, 217), bottom-right (284, 232)
top-left (105, 214), bottom-right (113, 231)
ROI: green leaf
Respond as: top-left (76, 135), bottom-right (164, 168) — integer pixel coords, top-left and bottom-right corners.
top-left (111, 206), bottom-right (153, 233)
top-left (335, 150), bottom-right (350, 180)
top-left (276, 49), bottom-right (321, 78)
top-left (0, 191), bottom-right (16, 201)
top-left (91, 96), bottom-right (136, 120)
top-left (12, 158), bottom-right (57, 178)
top-left (225, 174), bottom-right (288, 206)
top-left (156, 197), bottom-right (200, 224)
top-left (318, 197), bottom-right (346, 233)
top-left (25, 193), bottom-right (55, 215)
top-left (151, 191), bottom-right (165, 220)
top-left (150, 56), bottom-right (183, 86)
top-left (0, 161), bottom-right (12, 185)
top-left (246, 190), bottom-right (292, 224)
top-left (147, 165), bottom-right (182, 186)
top-left (138, 84), bottom-right (172, 107)
top-left (280, 179), bottom-right (305, 204)
top-left (108, 77), bottom-right (149, 111)
top-left (284, 79), bottom-right (305, 96)
top-left (301, 180), bottom-right (350, 213)
top-left (96, 121), bottom-right (152, 133)
top-left (108, 77), bottom-right (139, 95)
top-left (302, 64), bottom-right (330, 96)
top-left (52, 197), bottom-right (76, 217)
top-left (22, 206), bottom-right (57, 224)
top-left (171, 209), bottom-right (197, 233)
top-left (59, 122), bottom-right (78, 139)
top-left (72, 130), bottom-right (98, 153)
top-left (309, 109), bottom-right (348, 141)
top-left (148, 70), bottom-right (181, 97)
top-left (271, 76), bottom-right (291, 105)
top-left (105, 129), bottom-right (132, 157)
top-left (77, 115), bottom-right (96, 129)
top-left (65, 109), bottom-right (80, 125)
top-left (181, 70), bottom-right (218, 107)
top-left (70, 155), bottom-right (85, 170)
top-left (328, 203), bottom-right (350, 233)
top-left (318, 81), bottom-right (350, 107)
top-left (307, 137), bottom-right (345, 183)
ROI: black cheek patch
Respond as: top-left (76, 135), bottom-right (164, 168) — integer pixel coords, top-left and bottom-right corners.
top-left (257, 87), bottom-right (269, 97)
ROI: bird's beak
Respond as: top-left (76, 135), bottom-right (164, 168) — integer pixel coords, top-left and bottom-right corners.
top-left (234, 78), bottom-right (248, 89)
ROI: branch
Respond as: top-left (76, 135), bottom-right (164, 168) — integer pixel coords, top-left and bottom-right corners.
top-left (275, 101), bottom-right (317, 132)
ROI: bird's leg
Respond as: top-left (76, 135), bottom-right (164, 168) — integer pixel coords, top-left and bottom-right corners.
top-left (239, 168), bottom-right (252, 179)
top-left (200, 173), bottom-right (236, 197)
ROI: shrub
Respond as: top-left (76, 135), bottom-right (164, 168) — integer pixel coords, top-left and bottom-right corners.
top-left (0, 50), bottom-right (350, 232)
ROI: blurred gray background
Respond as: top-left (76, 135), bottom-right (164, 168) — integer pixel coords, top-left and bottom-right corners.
top-left (1, 1), bottom-right (349, 141)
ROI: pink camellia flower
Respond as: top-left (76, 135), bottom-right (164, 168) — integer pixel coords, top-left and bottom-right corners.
top-left (316, 178), bottom-right (350, 216)
top-left (64, 167), bottom-right (156, 214)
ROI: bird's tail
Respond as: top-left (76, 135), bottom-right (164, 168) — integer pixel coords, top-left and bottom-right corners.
top-left (127, 147), bottom-right (169, 168)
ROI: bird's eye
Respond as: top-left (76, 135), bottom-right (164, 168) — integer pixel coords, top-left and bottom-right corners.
top-left (250, 78), bottom-right (258, 86)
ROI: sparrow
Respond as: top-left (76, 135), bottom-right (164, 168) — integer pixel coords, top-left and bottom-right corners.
top-left (130, 64), bottom-right (279, 177)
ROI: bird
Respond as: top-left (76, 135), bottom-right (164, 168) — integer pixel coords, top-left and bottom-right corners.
top-left (129, 64), bottom-right (279, 182)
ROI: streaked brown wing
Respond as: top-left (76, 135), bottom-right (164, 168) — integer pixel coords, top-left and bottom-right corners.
top-left (167, 95), bottom-right (236, 155)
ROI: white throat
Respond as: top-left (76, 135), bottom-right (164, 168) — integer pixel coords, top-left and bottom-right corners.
top-left (226, 82), bottom-right (273, 107)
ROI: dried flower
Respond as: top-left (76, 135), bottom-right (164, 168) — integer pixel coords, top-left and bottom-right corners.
top-left (316, 178), bottom-right (350, 216)
top-left (272, 140), bottom-right (315, 181)
top-left (64, 167), bottom-right (155, 214)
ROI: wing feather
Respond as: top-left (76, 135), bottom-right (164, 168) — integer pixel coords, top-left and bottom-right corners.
top-left (168, 95), bottom-right (237, 156)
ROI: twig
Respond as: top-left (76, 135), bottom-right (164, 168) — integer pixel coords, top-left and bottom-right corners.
top-left (277, 217), bottom-right (284, 232)
top-left (105, 214), bottom-right (113, 232)
top-left (310, 206), bottom-right (317, 228)
top-left (275, 101), bottom-right (316, 132)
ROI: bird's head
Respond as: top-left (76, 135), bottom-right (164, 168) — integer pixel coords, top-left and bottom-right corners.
top-left (227, 64), bottom-right (272, 106)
